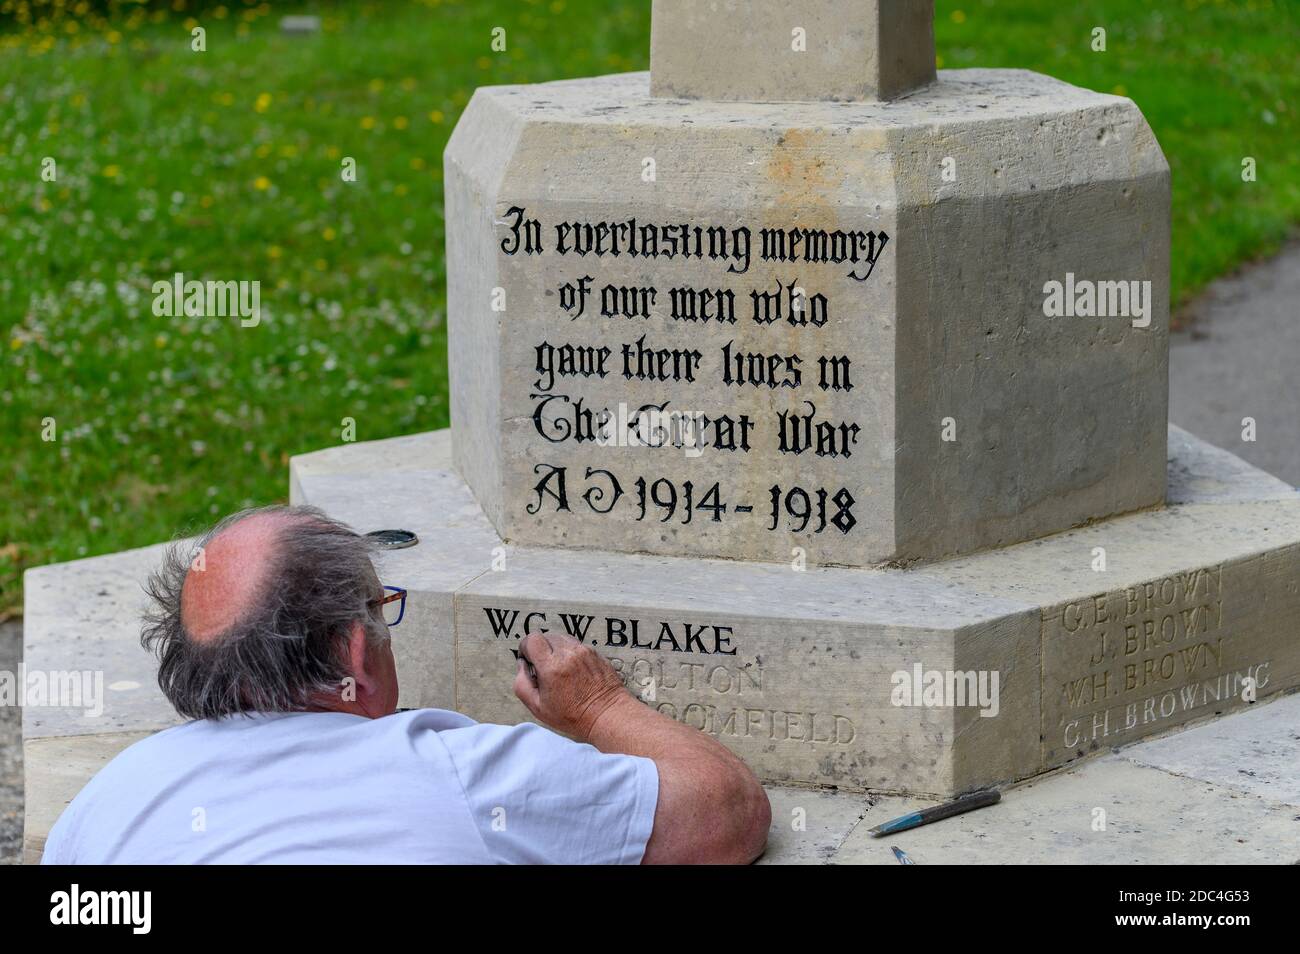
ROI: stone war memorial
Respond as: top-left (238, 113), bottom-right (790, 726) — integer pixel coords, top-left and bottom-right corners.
top-left (423, 0), bottom-right (1300, 795)
top-left (21, 1), bottom-right (1300, 861)
top-left (386, 0), bottom-right (1294, 796)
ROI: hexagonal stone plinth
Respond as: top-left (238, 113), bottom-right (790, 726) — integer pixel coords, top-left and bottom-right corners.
top-left (445, 68), bottom-right (1170, 568)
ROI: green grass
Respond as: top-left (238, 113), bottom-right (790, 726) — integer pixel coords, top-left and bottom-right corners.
top-left (2, 0), bottom-right (1297, 616)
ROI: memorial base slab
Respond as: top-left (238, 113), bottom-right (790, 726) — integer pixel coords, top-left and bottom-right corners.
top-left (288, 424), bottom-right (1300, 797)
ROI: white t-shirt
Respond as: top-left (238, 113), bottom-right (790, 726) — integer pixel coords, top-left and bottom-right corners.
top-left (42, 709), bottom-right (659, 865)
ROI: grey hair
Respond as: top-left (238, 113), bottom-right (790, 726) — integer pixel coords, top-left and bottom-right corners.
top-left (141, 505), bottom-right (388, 720)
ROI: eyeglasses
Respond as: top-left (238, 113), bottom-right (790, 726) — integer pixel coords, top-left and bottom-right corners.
top-left (369, 586), bottom-right (407, 627)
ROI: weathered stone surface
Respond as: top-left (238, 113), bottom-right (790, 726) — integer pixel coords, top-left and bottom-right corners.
top-left (452, 544), bottom-right (1039, 795)
top-left (445, 68), bottom-right (1170, 569)
top-left (650, 0), bottom-right (936, 103)
top-left (22, 544), bottom-right (181, 741)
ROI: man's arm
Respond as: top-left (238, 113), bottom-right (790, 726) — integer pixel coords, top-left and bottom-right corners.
top-left (514, 632), bottom-right (771, 865)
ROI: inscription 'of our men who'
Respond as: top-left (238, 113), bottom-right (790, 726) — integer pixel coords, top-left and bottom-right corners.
top-left (497, 205), bottom-right (890, 539)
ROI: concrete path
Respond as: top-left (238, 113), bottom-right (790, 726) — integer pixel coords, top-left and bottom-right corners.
top-left (0, 621), bottom-right (21, 864)
top-left (1170, 241), bottom-right (1300, 487)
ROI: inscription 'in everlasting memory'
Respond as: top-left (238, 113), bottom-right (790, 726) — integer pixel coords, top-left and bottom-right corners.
top-left (498, 206), bottom-right (891, 545)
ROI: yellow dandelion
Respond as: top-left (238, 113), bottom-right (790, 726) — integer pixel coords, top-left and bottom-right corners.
top-left (428, 110), bottom-right (444, 124)
top-left (200, 195), bottom-right (214, 208)
top-left (102, 164), bottom-right (121, 178)
top-left (325, 145), bottom-right (340, 159)
top-left (154, 334), bottom-right (168, 348)
top-left (10, 338), bottom-right (23, 351)
top-left (409, 156), bottom-right (426, 170)
top-left (254, 92), bottom-right (272, 113)
top-left (314, 258), bottom-right (327, 271)
top-left (1112, 84), bottom-right (1128, 96)
top-left (107, 30), bottom-right (121, 44)
top-left (951, 10), bottom-right (966, 23)
top-left (322, 227), bottom-right (337, 241)
top-left (268, 246), bottom-right (283, 260)
top-left (254, 176), bottom-right (271, 191)
top-left (393, 116), bottom-right (409, 130)
top-left (360, 116), bottom-right (376, 130)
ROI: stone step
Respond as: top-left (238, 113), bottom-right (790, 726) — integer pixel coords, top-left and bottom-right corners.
top-left (289, 423), bottom-right (1300, 797)
top-left (20, 433), bottom-right (1299, 858)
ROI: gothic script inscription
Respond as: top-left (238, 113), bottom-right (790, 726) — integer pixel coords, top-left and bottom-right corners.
top-left (495, 204), bottom-right (896, 564)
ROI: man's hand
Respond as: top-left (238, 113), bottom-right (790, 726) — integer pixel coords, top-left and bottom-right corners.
top-left (513, 632), bottom-right (630, 741)
top-left (511, 630), bottom-right (770, 864)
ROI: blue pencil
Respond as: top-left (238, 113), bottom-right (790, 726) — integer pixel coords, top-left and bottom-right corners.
top-left (870, 789), bottom-right (1000, 836)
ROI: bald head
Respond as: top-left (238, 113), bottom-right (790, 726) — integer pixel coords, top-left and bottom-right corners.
top-left (142, 504), bottom-right (394, 720)
top-left (181, 511), bottom-right (297, 642)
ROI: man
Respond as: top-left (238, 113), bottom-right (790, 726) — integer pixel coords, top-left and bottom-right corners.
top-left (42, 505), bottom-right (770, 864)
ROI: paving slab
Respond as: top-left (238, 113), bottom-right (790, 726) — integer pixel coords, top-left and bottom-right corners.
top-left (759, 786), bottom-right (872, 865)
top-left (1117, 692), bottom-right (1300, 807)
top-left (834, 752), bottom-right (1300, 865)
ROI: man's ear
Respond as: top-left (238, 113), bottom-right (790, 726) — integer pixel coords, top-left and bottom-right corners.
top-left (346, 620), bottom-right (378, 696)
